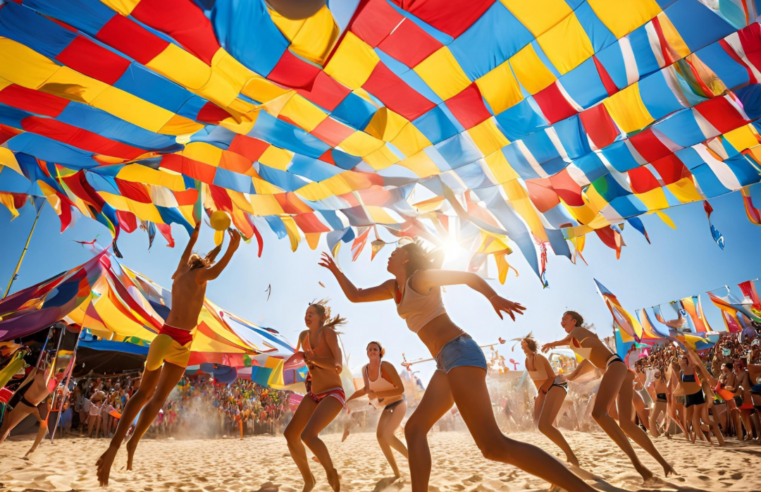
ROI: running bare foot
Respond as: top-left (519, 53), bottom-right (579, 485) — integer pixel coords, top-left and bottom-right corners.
top-left (126, 437), bottom-right (138, 471)
top-left (303, 473), bottom-right (316, 492)
top-left (96, 444), bottom-right (119, 486)
top-left (326, 468), bottom-right (340, 492)
top-left (636, 464), bottom-right (654, 482)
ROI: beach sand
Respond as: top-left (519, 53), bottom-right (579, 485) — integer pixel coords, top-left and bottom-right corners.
top-left (1, 430), bottom-right (759, 491)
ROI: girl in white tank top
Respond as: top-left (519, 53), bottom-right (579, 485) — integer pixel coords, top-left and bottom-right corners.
top-left (321, 242), bottom-right (599, 492)
top-left (344, 342), bottom-right (408, 478)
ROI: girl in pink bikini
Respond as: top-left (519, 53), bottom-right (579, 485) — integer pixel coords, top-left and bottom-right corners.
top-left (284, 300), bottom-right (346, 492)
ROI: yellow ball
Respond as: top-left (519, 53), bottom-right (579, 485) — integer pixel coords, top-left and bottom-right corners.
top-left (209, 210), bottom-right (231, 231)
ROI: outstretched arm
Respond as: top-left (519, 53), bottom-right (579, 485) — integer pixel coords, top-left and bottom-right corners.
top-left (345, 387), bottom-right (367, 403)
top-left (177, 221), bottom-right (202, 274)
top-left (318, 252), bottom-right (395, 302)
top-left (346, 369), bottom-right (369, 403)
top-left (564, 359), bottom-right (596, 382)
top-left (198, 230), bottom-right (241, 283)
top-left (683, 345), bottom-right (716, 386)
top-left (541, 334), bottom-right (572, 353)
top-left (411, 269), bottom-right (525, 320)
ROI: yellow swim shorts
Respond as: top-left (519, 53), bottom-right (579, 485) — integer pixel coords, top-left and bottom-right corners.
top-left (145, 325), bottom-right (193, 371)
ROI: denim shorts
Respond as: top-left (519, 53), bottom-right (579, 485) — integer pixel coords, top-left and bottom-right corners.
top-left (435, 334), bottom-right (488, 373)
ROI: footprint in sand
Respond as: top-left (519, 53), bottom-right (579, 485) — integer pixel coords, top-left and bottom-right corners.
top-left (463, 473), bottom-right (482, 483)
top-left (253, 481), bottom-right (280, 492)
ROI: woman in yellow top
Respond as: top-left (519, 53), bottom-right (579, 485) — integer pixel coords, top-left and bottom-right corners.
top-left (544, 311), bottom-right (675, 480)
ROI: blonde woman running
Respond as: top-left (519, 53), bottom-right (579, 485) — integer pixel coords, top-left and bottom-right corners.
top-left (544, 311), bottom-right (675, 480)
top-left (284, 301), bottom-right (346, 492)
top-left (520, 334), bottom-right (579, 466)
top-left (320, 241), bottom-right (596, 492)
top-left (345, 341), bottom-right (408, 478)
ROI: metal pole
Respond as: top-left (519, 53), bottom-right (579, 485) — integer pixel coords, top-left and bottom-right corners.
top-left (3, 205), bottom-right (43, 299)
top-left (49, 350), bottom-right (78, 443)
top-left (401, 339), bottom-right (506, 368)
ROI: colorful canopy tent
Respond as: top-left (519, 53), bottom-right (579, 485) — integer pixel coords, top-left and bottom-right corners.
top-left (1, 0), bottom-right (761, 283)
top-left (0, 245), bottom-right (303, 387)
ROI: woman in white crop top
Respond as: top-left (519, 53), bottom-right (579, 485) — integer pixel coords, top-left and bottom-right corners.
top-left (345, 341), bottom-right (408, 478)
top-left (320, 240), bottom-right (596, 492)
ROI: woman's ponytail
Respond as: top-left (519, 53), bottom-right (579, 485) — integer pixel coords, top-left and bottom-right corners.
top-left (309, 299), bottom-right (347, 330)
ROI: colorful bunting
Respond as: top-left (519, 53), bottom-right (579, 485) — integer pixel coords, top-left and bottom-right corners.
top-left (1, 1), bottom-right (761, 283)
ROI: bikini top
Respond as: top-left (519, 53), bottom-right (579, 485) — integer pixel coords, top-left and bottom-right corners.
top-left (364, 363), bottom-right (397, 409)
top-left (681, 370), bottom-right (696, 383)
top-left (527, 357), bottom-right (549, 381)
top-left (570, 336), bottom-right (594, 361)
top-left (395, 275), bottom-right (447, 334)
top-left (301, 328), bottom-right (334, 370)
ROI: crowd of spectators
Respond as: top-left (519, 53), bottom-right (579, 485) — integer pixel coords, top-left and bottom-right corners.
top-left (66, 374), bottom-right (292, 440)
top-left (633, 322), bottom-right (761, 442)
top-left (164, 376), bottom-right (291, 438)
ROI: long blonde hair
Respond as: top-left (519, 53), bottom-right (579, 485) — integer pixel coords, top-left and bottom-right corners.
top-left (309, 299), bottom-right (347, 330)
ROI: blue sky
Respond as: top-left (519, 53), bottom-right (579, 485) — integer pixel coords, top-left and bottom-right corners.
top-left (1, 189), bottom-right (760, 381)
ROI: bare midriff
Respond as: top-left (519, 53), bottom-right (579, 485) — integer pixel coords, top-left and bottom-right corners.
top-left (165, 268), bottom-right (206, 331)
top-left (576, 336), bottom-right (615, 370)
top-left (304, 330), bottom-right (343, 395)
top-left (654, 379), bottom-right (667, 394)
top-left (24, 371), bottom-right (52, 405)
top-left (417, 313), bottom-right (466, 358)
top-left (526, 356), bottom-right (553, 391)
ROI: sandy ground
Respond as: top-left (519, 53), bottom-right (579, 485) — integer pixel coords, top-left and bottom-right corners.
top-left (1, 430), bottom-right (760, 492)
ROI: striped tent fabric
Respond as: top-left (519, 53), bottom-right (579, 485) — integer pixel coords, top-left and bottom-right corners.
top-left (0, 245), bottom-right (297, 369)
top-left (2, 0), bottom-right (761, 282)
